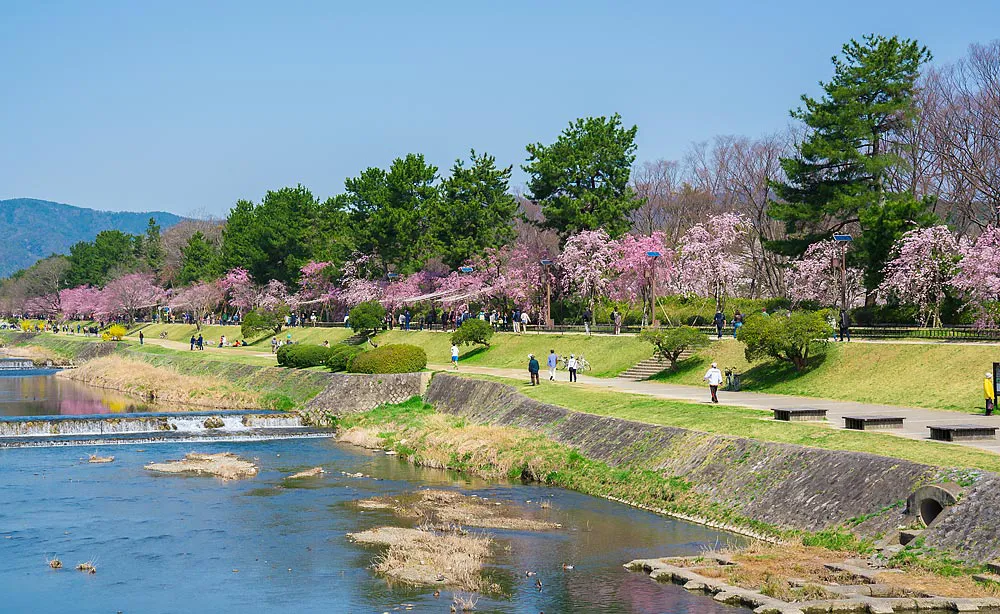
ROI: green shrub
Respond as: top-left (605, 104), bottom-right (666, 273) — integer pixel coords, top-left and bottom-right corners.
top-left (325, 344), bottom-right (365, 372)
top-left (738, 311), bottom-right (832, 372)
top-left (638, 325), bottom-right (709, 369)
top-left (348, 344), bottom-right (427, 374)
top-left (349, 301), bottom-right (386, 338)
top-left (276, 343), bottom-right (335, 368)
top-left (450, 318), bottom-right (494, 348)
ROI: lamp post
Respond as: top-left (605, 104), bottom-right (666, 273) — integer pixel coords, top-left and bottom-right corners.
top-left (646, 251), bottom-right (662, 326)
top-left (540, 259), bottom-right (553, 329)
top-left (832, 234), bottom-right (852, 314)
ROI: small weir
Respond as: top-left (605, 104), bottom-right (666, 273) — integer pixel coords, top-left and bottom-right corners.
top-left (0, 410), bottom-right (333, 448)
top-left (0, 358), bottom-right (39, 370)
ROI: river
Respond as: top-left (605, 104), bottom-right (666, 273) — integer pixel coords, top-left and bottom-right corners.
top-left (1, 375), bottom-right (745, 613)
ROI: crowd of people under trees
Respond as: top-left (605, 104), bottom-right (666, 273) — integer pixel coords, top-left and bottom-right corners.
top-left (3, 35), bottom-right (1000, 332)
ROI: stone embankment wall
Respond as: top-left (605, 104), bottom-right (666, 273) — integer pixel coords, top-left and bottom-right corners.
top-left (300, 372), bottom-right (430, 426)
top-left (424, 374), bottom-right (1000, 563)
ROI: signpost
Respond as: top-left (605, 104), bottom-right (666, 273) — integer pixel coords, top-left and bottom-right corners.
top-left (459, 266), bottom-right (474, 274)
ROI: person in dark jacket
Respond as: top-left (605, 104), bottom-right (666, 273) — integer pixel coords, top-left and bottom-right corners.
top-left (839, 309), bottom-right (851, 342)
top-left (528, 354), bottom-right (540, 386)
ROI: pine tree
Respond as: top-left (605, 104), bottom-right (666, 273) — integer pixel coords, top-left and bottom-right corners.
top-left (768, 35), bottom-right (935, 300)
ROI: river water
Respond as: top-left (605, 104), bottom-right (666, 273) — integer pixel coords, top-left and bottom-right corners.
top-left (1, 377), bottom-right (745, 614)
top-left (0, 371), bottom-right (155, 416)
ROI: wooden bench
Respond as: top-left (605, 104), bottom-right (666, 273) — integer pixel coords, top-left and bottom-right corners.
top-left (928, 425), bottom-right (997, 442)
top-left (843, 415), bottom-right (905, 431)
top-left (773, 408), bottom-right (828, 422)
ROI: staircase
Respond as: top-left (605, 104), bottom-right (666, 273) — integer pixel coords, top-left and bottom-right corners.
top-left (341, 333), bottom-right (369, 346)
top-left (618, 350), bottom-right (694, 380)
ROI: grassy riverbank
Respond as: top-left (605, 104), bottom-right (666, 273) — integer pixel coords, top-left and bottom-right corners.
top-left (654, 339), bottom-right (997, 413)
top-left (466, 374), bottom-right (1000, 473)
top-left (338, 397), bottom-right (996, 589)
top-left (338, 397), bottom-right (777, 538)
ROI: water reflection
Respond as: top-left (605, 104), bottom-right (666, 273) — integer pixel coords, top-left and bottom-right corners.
top-left (0, 372), bottom-right (155, 416)
top-left (3, 438), bottom-right (748, 614)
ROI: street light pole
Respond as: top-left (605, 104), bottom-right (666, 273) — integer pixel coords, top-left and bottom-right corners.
top-left (646, 251), bottom-right (662, 326)
top-left (833, 234), bottom-right (853, 314)
top-left (540, 259), bottom-right (553, 329)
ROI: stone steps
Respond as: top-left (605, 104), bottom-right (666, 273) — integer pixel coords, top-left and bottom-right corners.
top-left (341, 333), bottom-right (369, 346)
top-left (988, 561), bottom-right (1000, 575)
top-left (619, 351), bottom-right (693, 380)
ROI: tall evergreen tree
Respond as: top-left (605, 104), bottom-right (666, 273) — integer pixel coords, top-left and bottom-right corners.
top-left (141, 218), bottom-right (165, 272)
top-left (523, 114), bottom-right (639, 239)
top-left (178, 231), bottom-right (222, 284)
top-left (220, 185), bottom-right (319, 285)
top-left (344, 153), bottom-right (438, 274)
top-left (768, 35), bottom-right (935, 298)
top-left (434, 150), bottom-right (518, 268)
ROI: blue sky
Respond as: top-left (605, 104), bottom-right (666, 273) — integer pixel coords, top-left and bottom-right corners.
top-left (2, 0), bottom-right (998, 217)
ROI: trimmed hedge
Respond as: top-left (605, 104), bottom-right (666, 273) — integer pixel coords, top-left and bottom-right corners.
top-left (276, 344), bottom-right (335, 368)
top-left (325, 345), bottom-right (365, 372)
top-left (348, 344), bottom-right (427, 374)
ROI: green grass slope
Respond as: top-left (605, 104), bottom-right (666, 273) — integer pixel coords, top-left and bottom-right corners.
top-left (651, 339), bottom-right (997, 413)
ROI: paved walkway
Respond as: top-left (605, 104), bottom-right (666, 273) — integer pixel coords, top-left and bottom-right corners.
top-left (430, 364), bottom-right (1000, 454)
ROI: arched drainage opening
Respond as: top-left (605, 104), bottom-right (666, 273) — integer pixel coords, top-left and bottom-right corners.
top-left (919, 498), bottom-right (944, 526)
top-left (906, 483), bottom-right (960, 528)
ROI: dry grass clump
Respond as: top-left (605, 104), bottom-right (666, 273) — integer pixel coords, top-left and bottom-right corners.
top-left (75, 561), bottom-right (96, 574)
top-left (286, 467), bottom-right (325, 480)
top-left (355, 490), bottom-right (559, 532)
top-left (47, 557), bottom-right (62, 569)
top-left (58, 356), bottom-right (261, 409)
top-left (88, 454), bottom-right (114, 463)
top-left (712, 541), bottom-right (999, 599)
top-left (348, 526), bottom-right (498, 593)
top-left (145, 452), bottom-right (258, 480)
top-left (340, 414), bottom-right (556, 482)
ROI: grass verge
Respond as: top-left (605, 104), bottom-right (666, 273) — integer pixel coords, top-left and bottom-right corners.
top-left (652, 339), bottom-right (995, 413)
top-left (461, 374), bottom-right (1000, 473)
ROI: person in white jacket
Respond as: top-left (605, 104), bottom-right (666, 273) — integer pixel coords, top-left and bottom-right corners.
top-left (703, 362), bottom-right (723, 403)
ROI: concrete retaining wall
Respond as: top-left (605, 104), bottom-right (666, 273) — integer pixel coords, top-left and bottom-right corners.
top-left (300, 372), bottom-right (430, 425)
top-left (424, 374), bottom-right (1000, 562)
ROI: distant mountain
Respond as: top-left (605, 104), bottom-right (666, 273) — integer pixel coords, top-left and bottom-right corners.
top-left (0, 198), bottom-right (184, 277)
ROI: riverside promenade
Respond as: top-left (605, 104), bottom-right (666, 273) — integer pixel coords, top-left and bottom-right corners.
top-left (428, 364), bottom-right (1000, 455)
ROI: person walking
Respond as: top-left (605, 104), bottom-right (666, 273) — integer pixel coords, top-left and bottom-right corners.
top-left (197, 334), bottom-right (204, 351)
top-left (404, 309), bottom-right (411, 331)
top-left (613, 310), bottom-right (622, 335)
top-left (190, 335), bottom-right (196, 351)
top-left (271, 336), bottom-right (278, 353)
top-left (528, 354), bottom-right (540, 386)
top-left (139, 330), bottom-right (144, 345)
top-left (567, 354), bottom-right (578, 383)
top-left (713, 309), bottom-right (725, 339)
top-left (547, 349), bottom-right (558, 381)
top-left (451, 344), bottom-right (459, 370)
top-left (985, 371), bottom-right (995, 416)
top-left (703, 362), bottom-right (723, 403)
top-left (838, 309), bottom-right (851, 342)
top-left (732, 311), bottom-right (743, 338)
top-left (520, 311), bottom-right (530, 333)
top-left (582, 308), bottom-right (592, 335)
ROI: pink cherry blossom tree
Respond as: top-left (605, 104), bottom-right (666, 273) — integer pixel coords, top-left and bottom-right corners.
top-left (952, 226), bottom-right (1000, 327)
top-left (558, 229), bottom-right (616, 321)
top-left (97, 273), bottom-right (166, 323)
top-left (169, 282), bottom-right (224, 329)
top-left (786, 240), bottom-right (865, 308)
top-left (609, 231), bottom-right (673, 325)
top-left (338, 255), bottom-right (383, 308)
top-left (219, 267), bottom-right (289, 315)
top-left (879, 226), bottom-right (960, 327)
top-left (674, 212), bottom-right (751, 311)
top-left (59, 286), bottom-right (102, 319)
